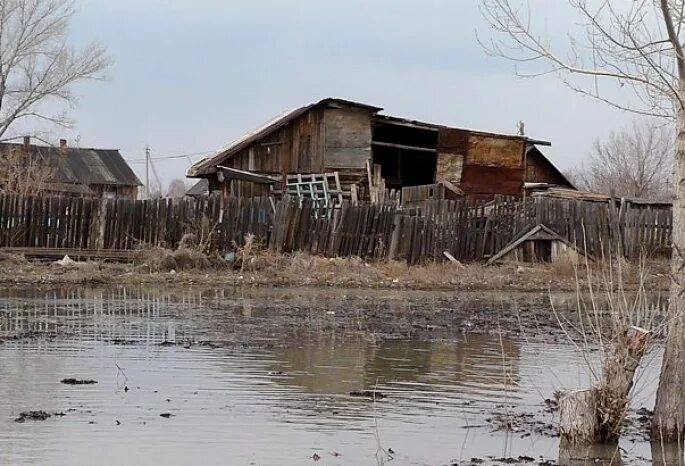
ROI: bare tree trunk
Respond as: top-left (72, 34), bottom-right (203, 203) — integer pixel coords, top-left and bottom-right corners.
top-left (653, 101), bottom-right (685, 442)
top-left (561, 327), bottom-right (649, 443)
top-left (597, 327), bottom-right (650, 439)
top-left (560, 389), bottom-right (598, 443)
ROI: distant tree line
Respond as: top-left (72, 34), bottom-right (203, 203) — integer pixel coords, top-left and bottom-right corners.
top-left (565, 120), bottom-right (673, 201)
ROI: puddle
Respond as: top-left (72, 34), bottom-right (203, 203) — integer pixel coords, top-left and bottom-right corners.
top-left (0, 287), bottom-right (670, 465)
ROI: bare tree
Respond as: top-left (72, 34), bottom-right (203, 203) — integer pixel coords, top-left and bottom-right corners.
top-left (480, 0), bottom-right (685, 441)
top-left (0, 0), bottom-right (109, 141)
top-left (166, 178), bottom-right (188, 198)
top-left (572, 120), bottom-right (673, 199)
top-left (0, 145), bottom-right (53, 194)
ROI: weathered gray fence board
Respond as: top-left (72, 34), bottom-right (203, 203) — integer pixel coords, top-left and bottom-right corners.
top-left (0, 193), bottom-right (673, 264)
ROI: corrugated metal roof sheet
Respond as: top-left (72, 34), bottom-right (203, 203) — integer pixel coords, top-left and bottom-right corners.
top-left (0, 143), bottom-right (142, 187)
top-left (187, 98), bottom-right (382, 177)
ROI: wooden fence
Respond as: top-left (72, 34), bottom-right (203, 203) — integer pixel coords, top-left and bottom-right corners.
top-left (0, 192), bottom-right (673, 264)
top-left (0, 194), bottom-right (273, 251)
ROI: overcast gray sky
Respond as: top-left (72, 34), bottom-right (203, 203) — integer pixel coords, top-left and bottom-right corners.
top-left (57, 0), bottom-right (633, 186)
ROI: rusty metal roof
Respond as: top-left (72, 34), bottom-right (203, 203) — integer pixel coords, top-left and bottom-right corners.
top-left (373, 114), bottom-right (552, 146)
top-left (187, 98), bottom-right (382, 177)
top-left (0, 143), bottom-right (142, 187)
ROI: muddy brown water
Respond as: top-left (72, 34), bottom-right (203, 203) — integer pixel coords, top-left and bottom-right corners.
top-left (0, 287), bottom-right (672, 465)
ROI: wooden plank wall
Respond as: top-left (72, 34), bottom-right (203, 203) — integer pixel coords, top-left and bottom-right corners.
top-left (0, 192), bottom-right (673, 263)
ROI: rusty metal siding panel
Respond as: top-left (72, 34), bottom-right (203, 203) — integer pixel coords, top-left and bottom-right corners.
top-left (437, 127), bottom-right (469, 153)
top-left (460, 165), bottom-right (524, 196)
top-left (466, 135), bottom-right (524, 169)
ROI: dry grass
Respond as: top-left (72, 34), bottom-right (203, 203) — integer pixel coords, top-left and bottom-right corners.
top-left (0, 246), bottom-right (670, 291)
top-left (0, 251), bottom-right (29, 265)
top-left (133, 247), bottom-right (220, 273)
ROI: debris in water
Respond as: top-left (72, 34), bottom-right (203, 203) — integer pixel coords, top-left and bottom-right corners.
top-left (349, 390), bottom-right (386, 399)
top-left (160, 413), bottom-right (175, 418)
top-left (636, 407), bottom-right (653, 416)
top-left (544, 398), bottom-right (559, 411)
top-left (61, 378), bottom-right (98, 385)
top-left (14, 411), bottom-right (53, 422)
top-left (311, 453), bottom-right (320, 461)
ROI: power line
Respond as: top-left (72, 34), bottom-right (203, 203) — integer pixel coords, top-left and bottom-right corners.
top-left (126, 150), bottom-right (212, 163)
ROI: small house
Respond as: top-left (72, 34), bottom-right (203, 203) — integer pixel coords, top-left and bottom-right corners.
top-left (187, 98), bottom-right (575, 201)
top-left (0, 138), bottom-right (142, 199)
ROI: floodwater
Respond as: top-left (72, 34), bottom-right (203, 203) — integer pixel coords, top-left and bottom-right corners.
top-left (0, 287), bottom-right (671, 465)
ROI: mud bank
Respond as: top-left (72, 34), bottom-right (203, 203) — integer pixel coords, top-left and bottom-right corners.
top-left (0, 252), bottom-right (670, 293)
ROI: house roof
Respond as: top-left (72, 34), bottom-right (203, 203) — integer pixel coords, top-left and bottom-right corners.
top-left (0, 143), bottom-right (142, 187)
top-left (372, 114), bottom-right (552, 146)
top-left (525, 145), bottom-right (576, 190)
top-left (187, 96), bottom-right (557, 178)
top-left (187, 98), bottom-right (381, 177)
top-left (185, 178), bottom-right (209, 196)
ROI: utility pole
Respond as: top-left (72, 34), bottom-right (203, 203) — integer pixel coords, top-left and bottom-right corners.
top-left (145, 145), bottom-right (150, 199)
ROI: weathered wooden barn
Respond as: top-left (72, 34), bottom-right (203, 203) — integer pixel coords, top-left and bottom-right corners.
top-left (187, 98), bottom-right (574, 201)
top-left (0, 138), bottom-right (142, 199)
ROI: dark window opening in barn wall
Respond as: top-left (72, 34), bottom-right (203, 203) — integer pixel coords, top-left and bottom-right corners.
top-left (371, 119), bottom-right (439, 190)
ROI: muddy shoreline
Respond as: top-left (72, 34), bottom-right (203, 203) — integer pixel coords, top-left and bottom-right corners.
top-left (0, 285), bottom-right (665, 346)
top-left (0, 253), bottom-right (671, 293)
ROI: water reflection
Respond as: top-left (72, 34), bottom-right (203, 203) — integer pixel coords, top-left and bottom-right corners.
top-left (0, 286), bottom-right (671, 466)
top-left (272, 337), bottom-right (516, 391)
top-left (651, 442), bottom-right (685, 466)
top-left (559, 441), bottom-right (622, 466)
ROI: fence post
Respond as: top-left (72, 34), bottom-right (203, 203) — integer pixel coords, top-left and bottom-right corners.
top-left (388, 212), bottom-right (402, 260)
top-left (95, 198), bottom-right (107, 249)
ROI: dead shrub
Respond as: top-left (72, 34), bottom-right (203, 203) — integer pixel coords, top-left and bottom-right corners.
top-left (0, 147), bottom-right (55, 196)
top-left (553, 251), bottom-right (658, 443)
top-left (548, 251), bottom-right (580, 279)
top-left (133, 247), bottom-right (217, 272)
top-left (233, 233), bottom-right (266, 272)
top-left (0, 251), bottom-right (28, 265)
top-left (180, 215), bottom-right (217, 254)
